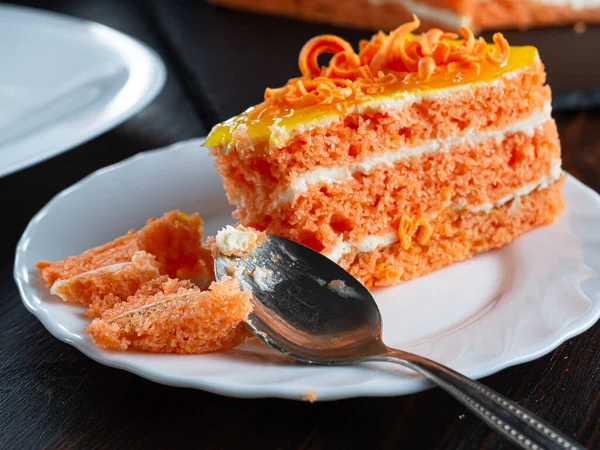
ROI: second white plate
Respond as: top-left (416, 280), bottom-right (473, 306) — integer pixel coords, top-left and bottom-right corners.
top-left (0, 4), bottom-right (166, 177)
top-left (14, 139), bottom-right (600, 401)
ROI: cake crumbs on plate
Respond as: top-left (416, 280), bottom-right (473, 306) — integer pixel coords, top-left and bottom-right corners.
top-left (573, 21), bottom-right (587, 34)
top-left (302, 390), bottom-right (318, 403)
top-left (35, 210), bottom-right (259, 355)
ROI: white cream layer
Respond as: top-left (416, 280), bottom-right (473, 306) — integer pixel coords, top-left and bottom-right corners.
top-left (278, 101), bottom-right (552, 205)
top-left (366, 0), bottom-right (471, 28)
top-left (325, 158), bottom-right (562, 263)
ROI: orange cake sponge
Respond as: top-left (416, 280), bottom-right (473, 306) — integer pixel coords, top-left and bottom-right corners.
top-left (343, 177), bottom-right (565, 286)
top-left (36, 210), bottom-right (214, 307)
top-left (136, 210), bottom-right (212, 281)
top-left (36, 233), bottom-right (140, 289)
top-left (86, 276), bottom-right (252, 354)
top-left (205, 18), bottom-right (564, 288)
top-left (48, 251), bottom-right (160, 317)
top-left (209, 0), bottom-right (600, 32)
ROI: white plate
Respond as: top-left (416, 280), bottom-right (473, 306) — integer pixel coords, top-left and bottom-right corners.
top-left (0, 4), bottom-right (165, 177)
top-left (14, 138), bottom-right (600, 401)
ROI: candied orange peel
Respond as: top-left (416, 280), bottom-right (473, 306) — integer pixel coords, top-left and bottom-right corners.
top-left (249, 16), bottom-right (509, 120)
top-left (397, 215), bottom-right (434, 250)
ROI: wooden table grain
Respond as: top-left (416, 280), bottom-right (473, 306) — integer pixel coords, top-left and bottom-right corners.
top-left (0, 1), bottom-right (598, 449)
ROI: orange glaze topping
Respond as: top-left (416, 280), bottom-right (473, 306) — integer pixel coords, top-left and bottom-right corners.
top-left (206, 16), bottom-right (539, 147)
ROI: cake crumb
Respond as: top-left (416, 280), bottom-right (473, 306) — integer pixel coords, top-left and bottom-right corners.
top-left (302, 390), bottom-right (318, 403)
top-left (214, 225), bottom-right (265, 257)
top-left (251, 266), bottom-right (279, 291)
top-left (573, 21), bottom-right (587, 34)
top-left (327, 279), bottom-right (360, 299)
top-left (459, 414), bottom-right (465, 420)
top-left (328, 279), bottom-right (345, 289)
top-left (226, 263), bottom-right (236, 276)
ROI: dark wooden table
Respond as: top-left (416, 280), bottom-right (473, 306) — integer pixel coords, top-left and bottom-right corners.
top-left (1, 1), bottom-right (599, 449)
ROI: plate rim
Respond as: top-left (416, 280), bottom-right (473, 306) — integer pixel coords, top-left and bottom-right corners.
top-left (13, 138), bottom-right (600, 401)
top-left (0, 3), bottom-right (167, 178)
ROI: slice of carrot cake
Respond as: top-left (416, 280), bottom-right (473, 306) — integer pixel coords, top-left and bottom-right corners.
top-left (209, 0), bottom-right (600, 32)
top-left (205, 16), bottom-right (564, 288)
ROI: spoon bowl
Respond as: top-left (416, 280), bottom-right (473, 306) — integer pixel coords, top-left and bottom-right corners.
top-left (214, 235), bottom-right (386, 363)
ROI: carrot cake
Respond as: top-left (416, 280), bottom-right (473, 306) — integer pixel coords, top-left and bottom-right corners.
top-left (209, 0), bottom-right (600, 32)
top-left (205, 17), bottom-right (565, 288)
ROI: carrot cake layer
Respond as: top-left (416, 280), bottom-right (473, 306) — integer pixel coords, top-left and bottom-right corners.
top-left (205, 19), bottom-right (564, 287)
top-left (342, 176), bottom-right (565, 287)
top-left (209, 0), bottom-right (600, 32)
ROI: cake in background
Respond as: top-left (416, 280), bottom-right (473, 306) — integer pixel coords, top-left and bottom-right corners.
top-left (208, 0), bottom-right (600, 32)
top-left (205, 17), bottom-right (564, 288)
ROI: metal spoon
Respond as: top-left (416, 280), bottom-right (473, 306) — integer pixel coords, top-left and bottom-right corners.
top-left (214, 235), bottom-right (583, 450)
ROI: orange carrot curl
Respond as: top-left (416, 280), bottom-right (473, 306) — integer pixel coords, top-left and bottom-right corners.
top-left (249, 16), bottom-right (510, 120)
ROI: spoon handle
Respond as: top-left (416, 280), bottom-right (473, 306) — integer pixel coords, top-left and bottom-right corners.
top-left (372, 349), bottom-right (584, 450)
